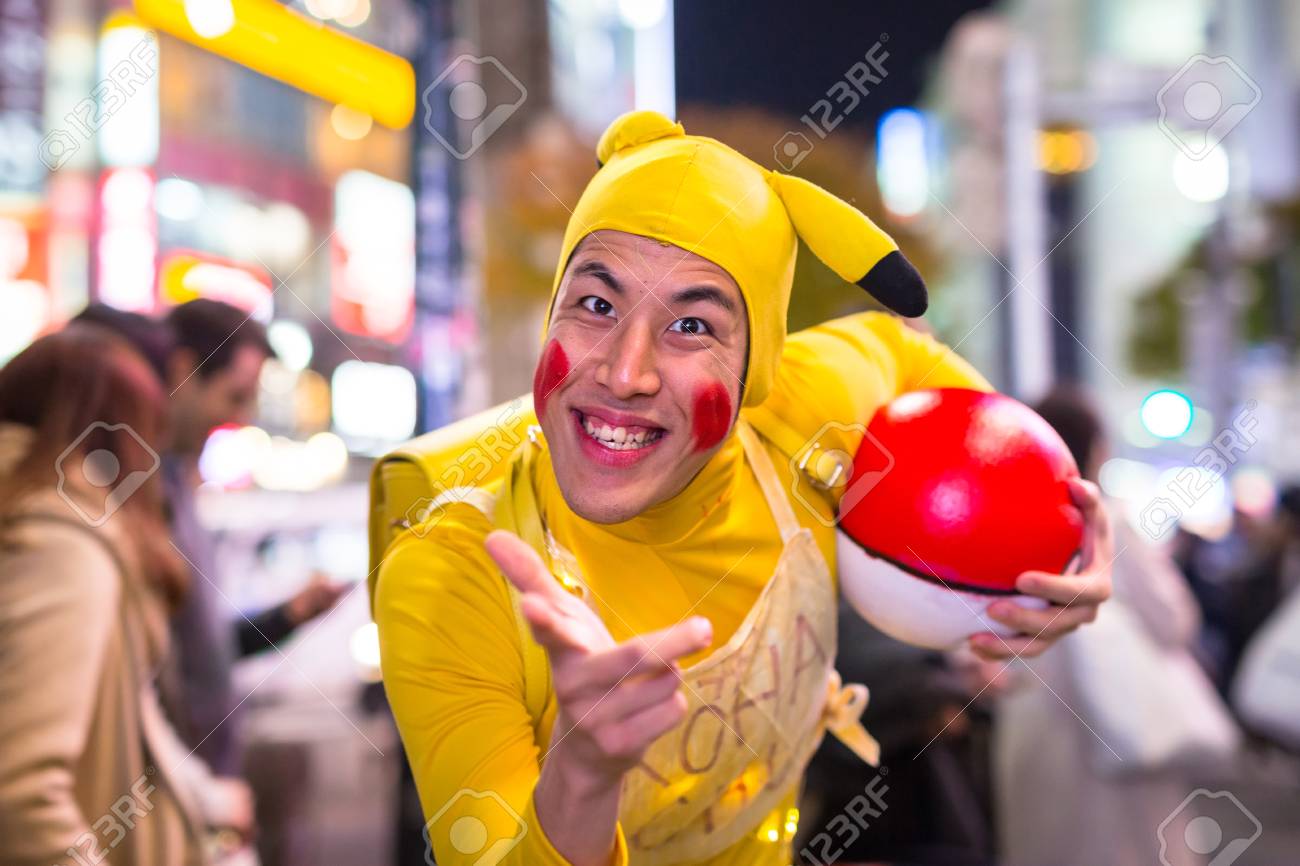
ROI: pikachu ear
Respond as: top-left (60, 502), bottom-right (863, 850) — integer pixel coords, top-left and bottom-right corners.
top-left (769, 172), bottom-right (928, 318)
top-left (596, 110), bottom-right (686, 167)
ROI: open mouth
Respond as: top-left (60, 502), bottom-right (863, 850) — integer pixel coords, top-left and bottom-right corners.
top-left (573, 409), bottom-right (666, 452)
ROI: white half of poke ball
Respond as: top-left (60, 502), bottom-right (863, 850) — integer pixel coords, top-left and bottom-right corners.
top-left (837, 530), bottom-right (1049, 650)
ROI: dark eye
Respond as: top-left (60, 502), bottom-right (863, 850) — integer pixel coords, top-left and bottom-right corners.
top-left (580, 296), bottom-right (615, 317)
top-left (669, 317), bottom-right (712, 337)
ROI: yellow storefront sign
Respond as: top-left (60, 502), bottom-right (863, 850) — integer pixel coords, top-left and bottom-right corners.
top-left (132, 0), bottom-right (414, 129)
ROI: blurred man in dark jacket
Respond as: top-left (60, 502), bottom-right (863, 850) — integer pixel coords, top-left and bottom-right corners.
top-left (75, 301), bottom-right (344, 775)
top-left (797, 601), bottom-right (1002, 865)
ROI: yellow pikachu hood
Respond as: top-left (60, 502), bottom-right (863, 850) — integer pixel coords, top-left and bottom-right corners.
top-left (545, 109), bottom-right (928, 407)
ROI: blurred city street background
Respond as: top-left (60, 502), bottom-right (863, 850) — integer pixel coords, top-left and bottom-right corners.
top-left (4, 0), bottom-right (1300, 864)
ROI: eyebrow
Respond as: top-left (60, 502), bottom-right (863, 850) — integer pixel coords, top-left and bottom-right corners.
top-left (669, 285), bottom-right (738, 314)
top-left (570, 260), bottom-right (623, 293)
top-left (571, 260), bottom-right (738, 314)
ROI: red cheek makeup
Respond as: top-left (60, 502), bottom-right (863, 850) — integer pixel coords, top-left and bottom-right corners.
top-left (691, 381), bottom-right (732, 452)
top-left (532, 340), bottom-right (570, 418)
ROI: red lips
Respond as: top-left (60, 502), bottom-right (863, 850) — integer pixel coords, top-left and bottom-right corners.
top-left (570, 409), bottom-right (665, 467)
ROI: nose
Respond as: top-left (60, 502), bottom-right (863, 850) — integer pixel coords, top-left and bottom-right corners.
top-left (594, 320), bottom-right (661, 400)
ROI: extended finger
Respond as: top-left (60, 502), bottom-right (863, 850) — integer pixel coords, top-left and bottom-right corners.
top-left (517, 593), bottom-right (592, 656)
top-left (582, 618), bottom-right (713, 685)
top-left (968, 632), bottom-right (1053, 660)
top-left (986, 598), bottom-right (1097, 639)
top-left (604, 691), bottom-right (690, 756)
top-left (485, 530), bottom-right (569, 602)
top-left (577, 667), bottom-right (685, 726)
top-left (1016, 569), bottom-right (1111, 607)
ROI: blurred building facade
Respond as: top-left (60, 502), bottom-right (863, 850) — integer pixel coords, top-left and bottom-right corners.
top-left (13, 0), bottom-right (429, 465)
top-left (922, 0), bottom-right (1300, 537)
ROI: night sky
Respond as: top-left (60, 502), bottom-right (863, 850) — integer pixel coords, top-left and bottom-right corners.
top-left (675, 0), bottom-right (995, 134)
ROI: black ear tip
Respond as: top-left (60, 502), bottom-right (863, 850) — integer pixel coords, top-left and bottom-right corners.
top-left (856, 250), bottom-right (928, 318)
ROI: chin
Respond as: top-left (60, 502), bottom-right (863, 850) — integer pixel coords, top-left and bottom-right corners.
top-left (561, 491), bottom-right (643, 525)
top-left (549, 448), bottom-right (693, 525)
top-left (548, 457), bottom-right (656, 524)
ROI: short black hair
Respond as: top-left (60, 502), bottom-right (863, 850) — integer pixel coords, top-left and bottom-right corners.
top-left (71, 303), bottom-right (175, 380)
top-left (165, 299), bottom-right (275, 379)
top-left (1032, 385), bottom-right (1105, 477)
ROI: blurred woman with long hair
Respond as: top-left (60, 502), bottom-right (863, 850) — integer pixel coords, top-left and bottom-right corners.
top-left (0, 324), bottom-right (208, 866)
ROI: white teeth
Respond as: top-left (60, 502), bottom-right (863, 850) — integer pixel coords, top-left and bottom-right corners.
top-left (581, 414), bottom-right (662, 450)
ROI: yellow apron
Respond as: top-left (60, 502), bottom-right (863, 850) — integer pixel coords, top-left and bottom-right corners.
top-left (496, 421), bottom-right (879, 865)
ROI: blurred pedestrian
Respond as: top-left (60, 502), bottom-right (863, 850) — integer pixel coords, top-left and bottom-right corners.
top-left (1275, 485), bottom-right (1300, 598)
top-left (1231, 483), bottom-right (1300, 750)
top-left (1219, 484), bottom-right (1300, 674)
top-left (1173, 499), bottom-right (1288, 695)
top-left (993, 386), bottom-right (1237, 866)
top-left (76, 301), bottom-right (346, 778)
top-left (0, 325), bottom-right (245, 866)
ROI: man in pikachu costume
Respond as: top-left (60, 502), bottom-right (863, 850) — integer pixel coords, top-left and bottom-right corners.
top-left (372, 111), bottom-right (1112, 866)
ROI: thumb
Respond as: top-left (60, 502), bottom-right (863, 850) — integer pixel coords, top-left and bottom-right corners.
top-left (485, 530), bottom-right (566, 602)
top-left (1067, 477), bottom-right (1109, 565)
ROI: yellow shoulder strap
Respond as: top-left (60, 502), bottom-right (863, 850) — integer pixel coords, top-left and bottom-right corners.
top-left (734, 420), bottom-right (802, 544)
top-left (493, 431), bottom-right (554, 729)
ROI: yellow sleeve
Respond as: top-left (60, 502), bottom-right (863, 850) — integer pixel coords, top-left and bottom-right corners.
top-left (746, 311), bottom-right (993, 509)
top-left (855, 310), bottom-right (993, 394)
top-left (374, 506), bottom-right (628, 866)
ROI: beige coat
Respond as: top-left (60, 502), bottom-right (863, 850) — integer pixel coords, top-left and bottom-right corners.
top-left (0, 425), bottom-right (205, 866)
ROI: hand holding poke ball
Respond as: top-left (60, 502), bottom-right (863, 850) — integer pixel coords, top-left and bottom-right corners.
top-left (836, 388), bottom-right (1086, 650)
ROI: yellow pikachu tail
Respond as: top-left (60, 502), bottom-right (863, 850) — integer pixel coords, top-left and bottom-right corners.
top-left (769, 172), bottom-right (928, 317)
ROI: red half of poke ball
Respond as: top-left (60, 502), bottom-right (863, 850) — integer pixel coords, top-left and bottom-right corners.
top-left (836, 388), bottom-right (1085, 650)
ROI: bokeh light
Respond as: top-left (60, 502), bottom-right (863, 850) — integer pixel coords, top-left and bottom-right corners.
top-left (1140, 389), bottom-right (1195, 439)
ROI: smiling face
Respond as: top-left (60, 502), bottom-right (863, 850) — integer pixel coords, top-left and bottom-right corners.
top-left (536, 230), bottom-right (749, 524)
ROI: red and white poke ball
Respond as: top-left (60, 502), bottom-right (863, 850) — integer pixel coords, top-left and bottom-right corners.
top-left (836, 388), bottom-right (1085, 650)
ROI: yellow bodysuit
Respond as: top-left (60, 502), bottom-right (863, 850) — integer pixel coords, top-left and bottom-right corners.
top-left (374, 311), bottom-right (990, 865)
